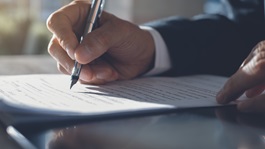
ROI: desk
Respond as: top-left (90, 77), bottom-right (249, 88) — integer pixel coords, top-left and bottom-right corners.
top-left (1, 55), bottom-right (265, 149)
top-left (0, 55), bottom-right (58, 75)
top-left (0, 123), bottom-right (22, 149)
top-left (0, 55), bottom-right (58, 149)
top-left (13, 108), bottom-right (265, 149)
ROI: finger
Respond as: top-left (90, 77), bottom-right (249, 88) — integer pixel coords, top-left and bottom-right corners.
top-left (245, 84), bottom-right (265, 98)
top-left (74, 13), bottom-right (122, 64)
top-left (216, 70), bottom-right (249, 104)
top-left (238, 94), bottom-right (265, 113)
top-left (47, 1), bottom-right (89, 59)
top-left (79, 79), bottom-right (108, 85)
top-left (217, 50), bottom-right (265, 104)
top-left (48, 36), bottom-right (75, 74)
top-left (79, 59), bottom-right (119, 85)
top-left (57, 63), bottom-right (70, 75)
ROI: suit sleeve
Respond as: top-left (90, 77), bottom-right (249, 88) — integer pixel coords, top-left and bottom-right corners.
top-left (145, 0), bottom-right (265, 77)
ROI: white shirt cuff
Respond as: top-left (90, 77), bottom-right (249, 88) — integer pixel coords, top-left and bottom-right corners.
top-left (140, 26), bottom-right (171, 76)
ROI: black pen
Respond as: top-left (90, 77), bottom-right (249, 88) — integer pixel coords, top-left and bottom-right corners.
top-left (70, 0), bottom-right (105, 89)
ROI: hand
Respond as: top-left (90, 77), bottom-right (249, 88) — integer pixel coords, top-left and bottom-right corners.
top-left (46, 1), bottom-right (155, 84)
top-left (217, 40), bottom-right (265, 112)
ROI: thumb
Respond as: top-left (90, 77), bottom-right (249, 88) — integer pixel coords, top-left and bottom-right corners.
top-left (74, 13), bottom-right (122, 64)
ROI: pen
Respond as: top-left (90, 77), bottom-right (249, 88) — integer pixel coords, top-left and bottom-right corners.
top-left (70, 0), bottom-right (105, 89)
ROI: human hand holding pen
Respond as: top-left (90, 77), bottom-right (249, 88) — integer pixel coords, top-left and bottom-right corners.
top-left (46, 1), bottom-right (155, 85)
top-left (70, 0), bottom-right (105, 89)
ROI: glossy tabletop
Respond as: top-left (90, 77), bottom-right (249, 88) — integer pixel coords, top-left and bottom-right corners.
top-left (9, 107), bottom-right (265, 149)
top-left (0, 56), bottom-right (265, 149)
top-left (0, 55), bottom-right (58, 149)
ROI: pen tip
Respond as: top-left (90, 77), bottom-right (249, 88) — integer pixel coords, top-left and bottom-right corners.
top-left (70, 81), bottom-right (76, 90)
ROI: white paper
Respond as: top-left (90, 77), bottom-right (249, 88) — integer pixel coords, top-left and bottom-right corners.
top-left (0, 74), bottom-right (227, 115)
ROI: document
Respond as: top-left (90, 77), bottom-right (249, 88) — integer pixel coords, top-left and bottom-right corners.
top-left (0, 74), bottom-right (234, 116)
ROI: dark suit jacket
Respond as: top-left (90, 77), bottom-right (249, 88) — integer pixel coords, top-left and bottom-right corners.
top-left (146, 0), bottom-right (265, 77)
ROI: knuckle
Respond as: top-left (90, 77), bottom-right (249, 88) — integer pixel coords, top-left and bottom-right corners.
top-left (46, 13), bottom-right (74, 50)
top-left (57, 63), bottom-right (70, 74)
top-left (57, 35), bottom-right (68, 49)
top-left (255, 51), bottom-right (265, 64)
top-left (254, 41), bottom-right (265, 54)
top-left (260, 40), bottom-right (265, 46)
top-left (47, 38), bottom-right (57, 55)
top-left (256, 51), bottom-right (265, 60)
top-left (46, 12), bottom-right (60, 31)
top-left (250, 52), bottom-right (265, 75)
top-left (57, 63), bottom-right (64, 73)
top-left (254, 59), bottom-right (265, 74)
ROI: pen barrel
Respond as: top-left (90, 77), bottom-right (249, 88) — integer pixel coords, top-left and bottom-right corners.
top-left (70, 0), bottom-right (105, 89)
top-left (72, 61), bottom-right (82, 77)
top-left (82, 0), bottom-right (104, 37)
top-left (83, 23), bottom-right (94, 37)
top-left (88, 0), bottom-right (102, 26)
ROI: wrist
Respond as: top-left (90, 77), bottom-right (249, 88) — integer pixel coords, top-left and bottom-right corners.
top-left (139, 26), bottom-right (171, 76)
top-left (138, 29), bottom-right (156, 76)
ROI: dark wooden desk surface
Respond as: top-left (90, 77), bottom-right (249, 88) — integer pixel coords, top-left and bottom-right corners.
top-left (0, 55), bottom-right (58, 149)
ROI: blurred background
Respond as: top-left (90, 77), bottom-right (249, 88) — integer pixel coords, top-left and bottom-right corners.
top-left (0, 0), bottom-right (220, 55)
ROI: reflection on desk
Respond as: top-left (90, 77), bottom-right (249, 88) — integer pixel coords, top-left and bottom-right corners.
top-left (0, 124), bottom-right (23, 149)
top-left (18, 107), bottom-right (265, 149)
